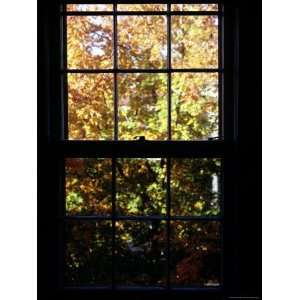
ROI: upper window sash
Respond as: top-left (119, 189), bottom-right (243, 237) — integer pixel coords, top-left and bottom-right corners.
top-left (60, 3), bottom-right (224, 142)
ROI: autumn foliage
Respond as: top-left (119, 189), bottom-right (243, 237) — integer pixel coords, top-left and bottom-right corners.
top-left (66, 4), bottom-right (219, 140)
top-left (65, 4), bottom-right (221, 288)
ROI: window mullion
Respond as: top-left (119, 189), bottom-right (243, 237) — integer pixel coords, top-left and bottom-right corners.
top-left (112, 4), bottom-right (117, 289)
top-left (113, 3), bottom-right (118, 141)
top-left (60, 1), bottom-right (227, 292)
top-left (167, 3), bottom-right (171, 141)
top-left (112, 156), bottom-right (116, 288)
top-left (166, 4), bottom-right (171, 288)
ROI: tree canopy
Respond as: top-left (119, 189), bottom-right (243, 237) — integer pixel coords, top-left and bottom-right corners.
top-left (65, 4), bottom-right (221, 288)
top-left (67, 5), bottom-right (218, 140)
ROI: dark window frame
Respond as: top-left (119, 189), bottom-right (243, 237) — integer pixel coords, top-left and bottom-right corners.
top-left (62, 3), bottom-right (223, 142)
top-left (38, 1), bottom-right (261, 300)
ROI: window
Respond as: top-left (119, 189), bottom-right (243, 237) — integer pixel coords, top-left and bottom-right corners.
top-left (64, 157), bottom-right (222, 287)
top-left (61, 3), bottom-right (223, 291)
top-left (64, 3), bottom-right (221, 141)
top-left (38, 1), bottom-right (262, 299)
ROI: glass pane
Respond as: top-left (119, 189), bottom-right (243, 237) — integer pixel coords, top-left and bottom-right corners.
top-left (116, 158), bottom-right (167, 216)
top-left (118, 73), bottom-right (168, 140)
top-left (65, 220), bottom-right (112, 286)
top-left (171, 72), bottom-right (219, 140)
top-left (171, 158), bottom-right (221, 216)
top-left (118, 16), bottom-right (167, 69)
top-left (172, 4), bottom-right (219, 11)
top-left (67, 16), bottom-right (113, 69)
top-left (171, 16), bottom-right (218, 68)
top-left (67, 4), bottom-right (113, 11)
top-left (118, 4), bottom-right (166, 11)
top-left (115, 221), bottom-right (167, 286)
top-left (68, 73), bottom-right (114, 140)
top-left (65, 158), bottom-right (112, 215)
top-left (170, 221), bottom-right (221, 287)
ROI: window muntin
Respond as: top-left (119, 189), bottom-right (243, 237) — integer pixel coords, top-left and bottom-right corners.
top-left (61, 2), bottom-right (224, 292)
top-left (65, 157), bottom-right (221, 218)
top-left (64, 157), bottom-right (222, 288)
top-left (63, 3), bottom-right (222, 141)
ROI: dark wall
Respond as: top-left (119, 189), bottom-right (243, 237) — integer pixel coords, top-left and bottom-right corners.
top-left (237, 0), bottom-right (262, 297)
